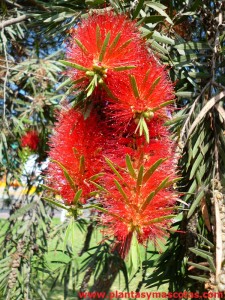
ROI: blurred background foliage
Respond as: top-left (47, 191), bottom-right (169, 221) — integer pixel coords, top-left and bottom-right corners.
top-left (0, 0), bottom-right (225, 299)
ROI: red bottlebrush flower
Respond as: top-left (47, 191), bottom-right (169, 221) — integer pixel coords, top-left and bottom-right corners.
top-left (47, 108), bottom-right (105, 205)
top-left (106, 62), bottom-right (174, 141)
top-left (101, 151), bottom-right (177, 258)
top-left (63, 11), bottom-right (147, 96)
top-left (21, 130), bottom-right (39, 151)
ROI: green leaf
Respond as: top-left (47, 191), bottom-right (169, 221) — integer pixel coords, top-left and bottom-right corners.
top-left (125, 154), bottom-right (136, 179)
top-left (79, 155), bottom-right (85, 175)
top-left (51, 159), bottom-right (77, 192)
top-left (99, 31), bottom-right (111, 62)
top-left (114, 66), bottom-right (135, 71)
top-left (41, 184), bottom-right (59, 194)
top-left (74, 38), bottom-right (88, 54)
top-left (146, 76), bottom-right (161, 98)
top-left (132, 0), bottom-right (145, 19)
top-left (175, 91), bottom-right (197, 98)
top-left (146, 2), bottom-right (173, 24)
top-left (174, 42), bottom-right (210, 50)
top-left (129, 75), bottom-right (140, 98)
top-left (89, 180), bottom-right (107, 192)
top-left (89, 173), bottom-right (105, 181)
top-left (187, 189), bottom-right (205, 218)
top-left (189, 247), bottom-right (213, 260)
top-left (152, 31), bottom-right (174, 45)
top-left (59, 60), bottom-right (89, 71)
top-left (143, 158), bottom-right (167, 184)
top-left (114, 179), bottom-right (129, 204)
top-left (197, 234), bottom-right (214, 249)
top-left (73, 189), bottom-right (82, 205)
top-left (144, 214), bottom-right (176, 225)
top-left (108, 32), bottom-right (121, 54)
top-left (189, 152), bottom-right (204, 180)
top-left (206, 255), bottom-right (216, 273)
top-left (139, 191), bottom-right (155, 212)
top-left (155, 176), bottom-right (170, 194)
top-left (188, 275), bottom-right (208, 282)
top-left (43, 197), bottom-right (68, 210)
top-left (142, 117), bottom-right (150, 143)
top-left (136, 165), bottom-right (144, 192)
top-left (187, 262), bottom-right (211, 272)
top-left (63, 220), bottom-right (72, 252)
top-left (105, 157), bottom-right (124, 182)
top-left (56, 78), bottom-right (73, 91)
top-left (117, 39), bottom-right (133, 52)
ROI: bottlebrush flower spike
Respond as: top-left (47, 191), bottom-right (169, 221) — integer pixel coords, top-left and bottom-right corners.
top-left (21, 130), bottom-right (39, 151)
top-left (106, 63), bottom-right (175, 142)
top-left (100, 146), bottom-right (177, 258)
top-left (61, 11), bottom-right (146, 97)
top-left (47, 108), bottom-right (105, 205)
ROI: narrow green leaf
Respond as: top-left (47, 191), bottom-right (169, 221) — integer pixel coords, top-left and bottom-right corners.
top-left (132, 0), bottom-right (145, 18)
top-left (136, 165), bottom-right (144, 192)
top-left (105, 157), bottom-right (124, 182)
top-left (56, 78), bottom-right (73, 91)
top-left (129, 75), bottom-right (140, 98)
top-left (79, 155), bottom-right (85, 175)
top-left (52, 159), bottom-right (77, 192)
top-left (41, 184), bottom-right (59, 194)
top-left (59, 60), bottom-right (89, 71)
top-left (89, 180), bottom-right (107, 192)
top-left (146, 2), bottom-right (173, 24)
top-left (99, 31), bottom-right (111, 62)
top-left (73, 189), bottom-right (82, 205)
top-left (152, 31), bottom-right (174, 45)
top-left (114, 66), bottom-right (135, 71)
top-left (125, 154), bottom-right (136, 179)
top-left (89, 173), bottom-right (105, 181)
top-left (117, 39), bottom-right (132, 52)
top-left (142, 69), bottom-right (150, 87)
top-left (188, 275), bottom-right (208, 282)
top-left (143, 158), bottom-right (167, 184)
top-left (108, 32), bottom-right (121, 53)
top-left (74, 38), bottom-right (88, 54)
top-left (206, 256), bottom-right (216, 273)
top-left (189, 152), bottom-right (204, 179)
top-left (86, 77), bottom-right (95, 97)
top-left (142, 118), bottom-right (150, 143)
top-left (155, 176), bottom-right (170, 194)
top-left (114, 179), bottom-right (129, 204)
top-left (187, 189), bottom-right (205, 218)
top-left (146, 76), bottom-right (161, 98)
top-left (197, 234), bottom-right (214, 249)
top-left (189, 247), bottom-right (213, 260)
top-left (187, 262), bottom-right (211, 272)
top-left (139, 191), bottom-right (155, 212)
top-left (43, 197), bottom-right (68, 210)
top-left (152, 100), bottom-right (174, 112)
top-left (63, 220), bottom-right (72, 252)
top-left (174, 42), bottom-right (210, 50)
top-left (144, 214), bottom-right (176, 225)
